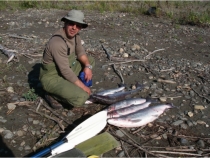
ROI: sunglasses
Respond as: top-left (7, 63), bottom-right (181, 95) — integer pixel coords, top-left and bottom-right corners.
top-left (66, 21), bottom-right (82, 28)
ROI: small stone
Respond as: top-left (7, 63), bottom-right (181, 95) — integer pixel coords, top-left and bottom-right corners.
top-left (180, 123), bottom-right (188, 129)
top-left (196, 139), bottom-right (205, 148)
top-left (119, 48), bottom-right (124, 53)
top-left (118, 151), bottom-right (125, 157)
top-left (24, 145), bottom-right (31, 150)
top-left (3, 130), bottom-right (14, 139)
top-left (18, 147), bottom-right (23, 151)
top-left (33, 120), bottom-right (39, 125)
top-left (16, 130), bottom-right (24, 136)
top-left (178, 138), bottom-right (189, 145)
top-left (131, 85), bottom-right (136, 90)
top-left (159, 97), bottom-right (167, 102)
top-left (197, 120), bottom-right (206, 125)
top-left (162, 133), bottom-right (167, 139)
top-left (28, 118), bottom-right (33, 122)
top-left (20, 141), bottom-right (25, 146)
top-left (172, 120), bottom-right (183, 126)
top-left (123, 53), bottom-right (129, 58)
top-left (194, 105), bottom-right (205, 110)
top-left (150, 134), bottom-right (158, 139)
top-left (0, 118), bottom-right (7, 123)
top-left (131, 44), bottom-right (140, 51)
top-left (0, 127), bottom-right (5, 133)
top-left (186, 120), bottom-right (193, 127)
top-left (188, 111), bottom-right (193, 117)
top-left (7, 87), bottom-right (14, 93)
top-left (116, 130), bottom-right (124, 137)
top-left (7, 103), bottom-right (16, 110)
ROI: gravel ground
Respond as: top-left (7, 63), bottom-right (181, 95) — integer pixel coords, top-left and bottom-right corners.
top-left (0, 9), bottom-right (210, 157)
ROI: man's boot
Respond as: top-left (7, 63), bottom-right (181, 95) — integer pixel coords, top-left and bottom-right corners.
top-left (45, 94), bottom-right (63, 109)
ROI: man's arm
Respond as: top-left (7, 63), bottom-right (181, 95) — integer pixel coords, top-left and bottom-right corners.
top-left (78, 54), bottom-right (93, 82)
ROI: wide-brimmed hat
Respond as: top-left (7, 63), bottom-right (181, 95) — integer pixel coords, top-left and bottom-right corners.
top-left (61, 10), bottom-right (88, 28)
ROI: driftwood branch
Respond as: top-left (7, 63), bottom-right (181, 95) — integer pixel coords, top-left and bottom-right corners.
top-left (29, 108), bottom-right (65, 131)
top-left (42, 102), bottom-right (72, 125)
top-left (191, 87), bottom-right (210, 102)
top-left (104, 59), bottom-right (146, 66)
top-left (112, 64), bottom-right (125, 85)
top-left (150, 150), bottom-right (201, 156)
top-left (144, 48), bottom-right (165, 59)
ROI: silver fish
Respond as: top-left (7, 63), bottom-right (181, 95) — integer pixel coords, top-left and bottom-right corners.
top-left (107, 103), bottom-right (174, 128)
top-left (96, 86), bottom-right (125, 96)
top-left (89, 84), bottom-right (144, 105)
top-left (107, 101), bottom-right (151, 118)
top-left (107, 98), bottom-right (147, 112)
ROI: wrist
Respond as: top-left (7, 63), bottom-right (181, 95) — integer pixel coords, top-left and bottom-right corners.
top-left (85, 64), bottom-right (92, 70)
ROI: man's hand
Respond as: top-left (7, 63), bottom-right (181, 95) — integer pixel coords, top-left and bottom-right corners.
top-left (74, 79), bottom-right (91, 95)
top-left (84, 67), bottom-right (92, 82)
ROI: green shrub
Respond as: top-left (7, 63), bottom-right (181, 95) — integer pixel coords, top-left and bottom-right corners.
top-left (23, 88), bottom-right (38, 101)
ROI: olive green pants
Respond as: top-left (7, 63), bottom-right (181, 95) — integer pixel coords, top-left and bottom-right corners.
top-left (40, 56), bottom-right (95, 107)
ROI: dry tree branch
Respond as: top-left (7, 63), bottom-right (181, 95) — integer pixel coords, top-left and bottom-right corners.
top-left (29, 109), bottom-right (65, 131)
top-left (42, 102), bottom-right (72, 125)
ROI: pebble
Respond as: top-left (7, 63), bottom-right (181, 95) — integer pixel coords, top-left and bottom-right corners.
top-left (7, 103), bottom-right (16, 110)
top-left (0, 127), bottom-right (5, 133)
top-left (18, 147), bottom-right (24, 151)
top-left (196, 139), bottom-right (205, 148)
top-left (20, 141), bottom-right (25, 146)
top-left (116, 130), bottom-right (124, 137)
top-left (194, 105), bottom-right (205, 110)
top-left (188, 111), bottom-right (193, 117)
top-left (172, 120), bottom-right (183, 126)
top-left (33, 120), bottom-right (39, 125)
top-left (178, 138), bottom-right (189, 145)
top-left (159, 97), bottom-right (167, 102)
top-left (3, 130), bottom-right (14, 139)
top-left (186, 120), bottom-right (193, 127)
top-left (180, 123), bottom-right (188, 129)
top-left (118, 151), bottom-right (125, 157)
top-left (0, 117), bottom-right (7, 123)
top-left (123, 53), bottom-right (129, 57)
top-left (24, 145), bottom-right (31, 150)
top-left (28, 118), bottom-right (33, 122)
top-left (7, 87), bottom-right (14, 93)
top-left (16, 130), bottom-right (24, 137)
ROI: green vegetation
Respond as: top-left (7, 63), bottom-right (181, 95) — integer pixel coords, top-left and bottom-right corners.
top-left (16, 64), bottom-right (28, 73)
top-left (23, 88), bottom-right (38, 101)
top-left (0, 1), bottom-right (209, 27)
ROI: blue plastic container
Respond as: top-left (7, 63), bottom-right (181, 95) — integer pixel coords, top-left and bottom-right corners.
top-left (78, 72), bottom-right (92, 87)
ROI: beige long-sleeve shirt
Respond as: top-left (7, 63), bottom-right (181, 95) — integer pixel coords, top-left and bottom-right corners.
top-left (42, 28), bottom-right (86, 83)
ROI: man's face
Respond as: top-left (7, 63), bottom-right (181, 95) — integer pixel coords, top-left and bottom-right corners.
top-left (64, 21), bottom-right (82, 38)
